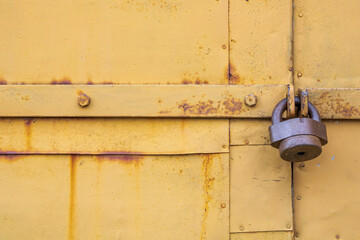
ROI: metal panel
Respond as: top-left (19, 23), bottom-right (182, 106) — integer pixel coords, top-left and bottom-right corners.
top-left (294, 0), bottom-right (360, 88)
top-left (230, 119), bottom-right (271, 146)
top-left (72, 154), bottom-right (229, 240)
top-left (0, 118), bottom-right (228, 155)
top-left (0, 85), bottom-right (286, 117)
top-left (229, 0), bottom-right (292, 85)
top-left (294, 120), bottom-right (360, 239)
top-left (230, 146), bottom-right (292, 232)
top-left (0, 0), bottom-right (228, 85)
top-left (0, 154), bottom-right (229, 240)
top-left (231, 232), bottom-right (293, 240)
top-left (0, 155), bottom-right (70, 239)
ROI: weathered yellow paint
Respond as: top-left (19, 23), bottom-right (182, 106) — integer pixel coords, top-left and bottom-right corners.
top-left (307, 88), bottom-right (360, 119)
top-left (0, 118), bottom-right (229, 155)
top-left (0, 85), bottom-right (286, 117)
top-left (229, 0), bottom-right (292, 85)
top-left (230, 119), bottom-right (271, 146)
top-left (230, 146), bottom-right (292, 232)
top-left (231, 231), bottom-right (293, 240)
top-left (0, 155), bottom-right (70, 239)
top-left (0, 0), bottom-right (228, 85)
top-left (294, 120), bottom-right (360, 239)
top-left (294, 0), bottom-right (360, 88)
top-left (0, 154), bottom-right (229, 240)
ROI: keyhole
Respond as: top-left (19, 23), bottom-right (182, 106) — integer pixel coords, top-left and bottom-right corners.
top-left (297, 152), bottom-right (306, 156)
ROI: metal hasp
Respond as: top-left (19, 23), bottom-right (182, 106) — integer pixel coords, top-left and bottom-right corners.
top-left (269, 96), bottom-right (328, 162)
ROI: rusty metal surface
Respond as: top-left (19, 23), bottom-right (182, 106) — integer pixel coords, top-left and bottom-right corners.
top-left (0, 153), bottom-right (229, 240)
top-left (299, 90), bottom-right (309, 117)
top-left (0, 118), bottom-right (229, 155)
top-left (294, 120), bottom-right (360, 239)
top-left (307, 88), bottom-right (360, 119)
top-left (286, 85), bottom-right (296, 118)
top-left (0, 85), bottom-right (286, 117)
top-left (0, 0), bottom-right (228, 85)
top-left (269, 118), bottom-right (327, 148)
top-left (230, 146), bottom-right (292, 232)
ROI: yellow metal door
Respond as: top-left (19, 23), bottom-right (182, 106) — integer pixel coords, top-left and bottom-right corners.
top-left (1, 1), bottom-right (358, 240)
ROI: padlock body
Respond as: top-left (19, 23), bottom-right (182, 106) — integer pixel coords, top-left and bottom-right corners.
top-left (279, 135), bottom-right (322, 162)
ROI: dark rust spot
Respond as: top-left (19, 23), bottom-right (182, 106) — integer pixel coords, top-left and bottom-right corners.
top-left (227, 64), bottom-right (242, 85)
top-left (182, 79), bottom-right (192, 85)
top-left (0, 78), bottom-right (7, 85)
top-left (86, 80), bottom-right (94, 85)
top-left (51, 77), bottom-right (72, 85)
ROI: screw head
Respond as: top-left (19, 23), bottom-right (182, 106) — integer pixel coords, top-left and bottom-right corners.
top-left (245, 94), bottom-right (257, 107)
top-left (298, 13), bottom-right (304, 18)
top-left (297, 72), bottom-right (303, 77)
top-left (286, 224), bottom-right (292, 229)
top-left (300, 162), bottom-right (305, 168)
top-left (78, 93), bottom-right (91, 107)
top-left (297, 195), bottom-right (302, 200)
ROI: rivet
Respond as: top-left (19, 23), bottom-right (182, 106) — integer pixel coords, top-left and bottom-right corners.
top-left (222, 44), bottom-right (227, 49)
top-left (288, 67), bottom-right (293, 71)
top-left (298, 13), bottom-right (303, 18)
top-left (245, 94), bottom-right (257, 107)
top-left (297, 195), bottom-right (302, 200)
top-left (244, 139), bottom-right (250, 145)
top-left (297, 72), bottom-right (303, 77)
top-left (221, 203), bottom-right (227, 208)
top-left (295, 232), bottom-right (300, 237)
top-left (286, 224), bottom-right (292, 229)
top-left (335, 234), bottom-right (340, 239)
top-left (78, 93), bottom-right (91, 107)
top-left (300, 162), bottom-right (305, 168)
top-left (239, 225), bottom-right (244, 231)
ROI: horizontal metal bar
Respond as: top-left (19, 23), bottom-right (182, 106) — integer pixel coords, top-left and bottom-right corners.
top-left (0, 85), bottom-right (286, 117)
top-left (306, 88), bottom-right (360, 119)
top-left (1, 85), bottom-right (358, 119)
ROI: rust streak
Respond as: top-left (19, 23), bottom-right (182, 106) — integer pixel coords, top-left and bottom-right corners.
top-left (201, 154), bottom-right (214, 240)
top-left (0, 78), bottom-right (7, 85)
top-left (51, 77), bottom-right (72, 85)
top-left (68, 155), bottom-right (77, 240)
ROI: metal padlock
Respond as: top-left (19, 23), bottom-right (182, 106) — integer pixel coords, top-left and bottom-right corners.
top-left (269, 97), bottom-right (328, 162)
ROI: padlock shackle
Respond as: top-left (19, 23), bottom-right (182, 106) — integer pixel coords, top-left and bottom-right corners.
top-left (271, 97), bottom-right (321, 124)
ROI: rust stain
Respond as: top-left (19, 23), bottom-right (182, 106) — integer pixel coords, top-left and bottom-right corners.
top-left (86, 80), bottom-right (94, 85)
top-left (0, 154), bottom-right (24, 162)
top-left (97, 153), bottom-right (144, 166)
top-left (182, 79), bottom-right (192, 85)
top-left (177, 100), bottom-right (218, 115)
top-left (0, 78), bottom-right (7, 85)
top-left (312, 91), bottom-right (360, 118)
top-left (68, 155), bottom-right (77, 240)
top-left (102, 82), bottom-right (114, 85)
top-left (222, 96), bottom-right (244, 114)
top-left (201, 154), bottom-right (214, 240)
top-left (227, 64), bottom-right (246, 85)
top-left (24, 118), bottom-right (33, 150)
top-left (51, 77), bottom-right (72, 85)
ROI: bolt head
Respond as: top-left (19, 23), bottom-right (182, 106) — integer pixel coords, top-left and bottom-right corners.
top-left (78, 93), bottom-right (91, 107)
top-left (245, 94), bottom-right (257, 107)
